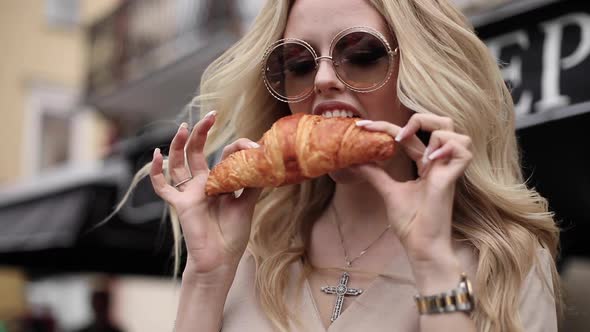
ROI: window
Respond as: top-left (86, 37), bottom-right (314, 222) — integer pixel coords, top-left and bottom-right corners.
top-left (39, 110), bottom-right (72, 171)
top-left (24, 84), bottom-right (91, 177)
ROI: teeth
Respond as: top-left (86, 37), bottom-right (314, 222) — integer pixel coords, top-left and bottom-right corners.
top-left (321, 109), bottom-right (357, 118)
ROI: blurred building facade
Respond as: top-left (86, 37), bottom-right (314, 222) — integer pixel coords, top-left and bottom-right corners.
top-left (0, 0), bottom-right (119, 184)
top-left (0, 0), bottom-right (120, 329)
top-left (0, 0), bottom-right (262, 330)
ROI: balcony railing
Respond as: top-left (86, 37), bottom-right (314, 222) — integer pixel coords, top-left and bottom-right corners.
top-left (86, 0), bottom-right (242, 100)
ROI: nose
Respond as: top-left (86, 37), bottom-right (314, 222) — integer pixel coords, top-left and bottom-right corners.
top-left (314, 57), bottom-right (346, 96)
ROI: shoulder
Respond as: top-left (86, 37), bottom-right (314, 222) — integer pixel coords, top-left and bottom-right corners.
top-left (222, 249), bottom-right (278, 331)
top-left (519, 246), bottom-right (559, 331)
top-left (521, 246), bottom-right (555, 300)
top-left (453, 240), bottom-right (556, 292)
top-left (520, 246), bottom-right (556, 304)
top-left (223, 250), bottom-right (257, 327)
top-left (461, 242), bottom-right (558, 331)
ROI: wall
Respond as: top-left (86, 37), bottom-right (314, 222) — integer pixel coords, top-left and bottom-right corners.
top-left (0, 268), bottom-right (25, 320)
top-left (0, 0), bottom-right (119, 184)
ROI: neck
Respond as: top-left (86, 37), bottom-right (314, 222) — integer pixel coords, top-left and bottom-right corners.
top-left (332, 182), bottom-right (385, 230)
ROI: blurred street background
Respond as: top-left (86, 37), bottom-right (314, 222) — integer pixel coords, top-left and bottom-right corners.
top-left (0, 0), bottom-right (589, 331)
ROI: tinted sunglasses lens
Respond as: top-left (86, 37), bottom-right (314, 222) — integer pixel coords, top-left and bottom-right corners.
top-left (265, 42), bottom-right (316, 100)
top-left (333, 31), bottom-right (391, 90)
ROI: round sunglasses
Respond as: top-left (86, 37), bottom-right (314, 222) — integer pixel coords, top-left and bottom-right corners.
top-left (262, 26), bottom-right (398, 103)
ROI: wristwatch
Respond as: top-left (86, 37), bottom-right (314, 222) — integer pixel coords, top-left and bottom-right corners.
top-left (414, 272), bottom-right (474, 315)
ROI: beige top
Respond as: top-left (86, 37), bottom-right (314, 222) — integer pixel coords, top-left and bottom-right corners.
top-left (221, 245), bottom-right (557, 331)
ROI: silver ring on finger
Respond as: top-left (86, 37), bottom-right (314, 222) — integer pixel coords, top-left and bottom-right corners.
top-left (173, 175), bottom-right (193, 188)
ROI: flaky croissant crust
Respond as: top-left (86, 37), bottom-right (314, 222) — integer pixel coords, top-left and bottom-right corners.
top-left (205, 113), bottom-right (396, 196)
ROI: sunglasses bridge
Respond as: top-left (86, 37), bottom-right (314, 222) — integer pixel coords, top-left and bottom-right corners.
top-left (315, 55), bottom-right (343, 72)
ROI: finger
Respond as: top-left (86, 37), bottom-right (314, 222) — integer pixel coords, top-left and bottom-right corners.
top-left (423, 131), bottom-right (472, 166)
top-left (429, 139), bottom-right (473, 163)
top-left (355, 119), bottom-right (402, 137)
top-left (186, 110), bottom-right (217, 174)
top-left (149, 148), bottom-right (177, 202)
top-left (168, 123), bottom-right (192, 186)
top-left (220, 138), bottom-right (261, 161)
top-left (421, 140), bottom-right (473, 179)
top-left (396, 113), bottom-right (454, 141)
top-left (355, 120), bottom-right (427, 167)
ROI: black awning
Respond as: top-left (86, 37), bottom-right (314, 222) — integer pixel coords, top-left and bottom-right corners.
top-left (518, 111), bottom-right (590, 263)
top-left (474, 0), bottom-right (590, 265)
top-left (0, 188), bottom-right (88, 252)
top-left (0, 160), bottom-right (177, 276)
top-left (477, 0), bottom-right (590, 129)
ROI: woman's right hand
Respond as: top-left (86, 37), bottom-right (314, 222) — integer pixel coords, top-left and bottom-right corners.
top-left (149, 111), bottom-right (261, 284)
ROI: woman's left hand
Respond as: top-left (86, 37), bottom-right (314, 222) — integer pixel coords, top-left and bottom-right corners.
top-left (353, 113), bottom-right (473, 290)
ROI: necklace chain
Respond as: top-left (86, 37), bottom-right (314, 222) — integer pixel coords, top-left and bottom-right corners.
top-left (331, 205), bottom-right (391, 268)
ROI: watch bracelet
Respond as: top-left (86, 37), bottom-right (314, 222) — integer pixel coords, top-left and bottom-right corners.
top-left (414, 273), bottom-right (474, 315)
top-left (414, 289), bottom-right (473, 314)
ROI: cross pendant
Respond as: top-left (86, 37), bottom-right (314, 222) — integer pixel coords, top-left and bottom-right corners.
top-left (320, 272), bottom-right (363, 323)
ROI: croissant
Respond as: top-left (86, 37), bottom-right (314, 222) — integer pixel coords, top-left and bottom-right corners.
top-left (205, 113), bottom-right (396, 196)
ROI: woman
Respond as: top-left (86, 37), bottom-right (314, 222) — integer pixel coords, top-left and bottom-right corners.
top-left (146, 0), bottom-right (561, 331)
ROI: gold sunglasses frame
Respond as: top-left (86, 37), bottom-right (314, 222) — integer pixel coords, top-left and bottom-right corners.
top-left (262, 26), bottom-right (399, 103)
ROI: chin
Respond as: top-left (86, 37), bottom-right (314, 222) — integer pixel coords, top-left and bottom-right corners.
top-left (327, 167), bottom-right (365, 184)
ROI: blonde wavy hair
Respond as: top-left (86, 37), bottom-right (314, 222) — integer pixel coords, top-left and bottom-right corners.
top-left (113, 0), bottom-right (562, 331)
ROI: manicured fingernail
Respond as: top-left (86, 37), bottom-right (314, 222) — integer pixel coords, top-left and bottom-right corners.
top-left (422, 146), bottom-right (430, 165)
top-left (178, 122), bottom-right (188, 131)
top-left (204, 110), bottom-right (217, 119)
top-left (248, 142), bottom-right (261, 148)
top-left (428, 148), bottom-right (444, 160)
top-left (153, 148), bottom-right (160, 158)
top-left (395, 126), bottom-right (407, 142)
top-left (355, 120), bottom-right (373, 126)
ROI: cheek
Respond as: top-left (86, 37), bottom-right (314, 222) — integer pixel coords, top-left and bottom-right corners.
top-left (288, 100), bottom-right (313, 115)
top-left (359, 84), bottom-right (400, 121)
top-left (359, 68), bottom-right (412, 124)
